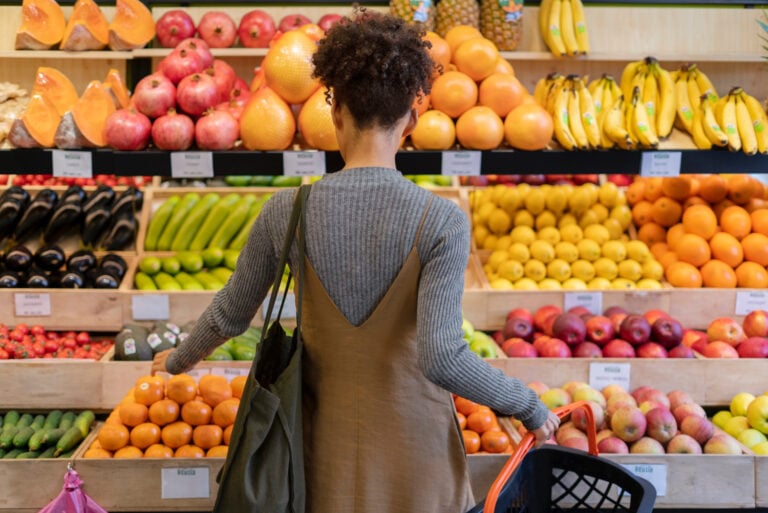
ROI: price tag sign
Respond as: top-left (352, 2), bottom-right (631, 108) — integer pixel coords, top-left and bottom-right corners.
top-left (171, 152), bottom-right (214, 179)
top-left (589, 362), bottom-right (630, 390)
top-left (14, 293), bottom-right (51, 317)
top-left (186, 368), bottom-right (211, 380)
top-left (211, 367), bottom-right (251, 378)
top-left (131, 295), bottom-right (170, 321)
top-left (735, 291), bottom-right (768, 316)
top-left (564, 292), bottom-right (602, 315)
top-left (51, 150), bottom-right (93, 178)
top-left (441, 151), bottom-right (481, 176)
top-left (283, 151), bottom-right (326, 176)
top-left (262, 292), bottom-right (297, 321)
top-left (161, 467), bottom-right (210, 499)
top-left (639, 151), bottom-right (681, 177)
top-left (621, 463), bottom-right (667, 496)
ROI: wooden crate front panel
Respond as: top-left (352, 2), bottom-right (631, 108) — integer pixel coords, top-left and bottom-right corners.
top-left (0, 289), bottom-right (123, 331)
top-left (0, 359), bottom-right (103, 410)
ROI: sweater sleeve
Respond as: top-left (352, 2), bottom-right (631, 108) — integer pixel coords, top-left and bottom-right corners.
top-left (416, 206), bottom-right (549, 431)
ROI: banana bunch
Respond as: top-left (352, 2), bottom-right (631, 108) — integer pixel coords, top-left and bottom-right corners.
top-left (539, 0), bottom-right (589, 57)
top-left (670, 63), bottom-right (719, 137)
top-left (618, 57), bottom-right (676, 147)
top-left (708, 87), bottom-right (768, 154)
top-left (534, 73), bottom-right (600, 150)
top-left (587, 74), bottom-right (630, 149)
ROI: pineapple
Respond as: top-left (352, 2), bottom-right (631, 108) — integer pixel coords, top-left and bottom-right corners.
top-left (435, 0), bottom-right (480, 38)
top-left (480, 0), bottom-right (523, 51)
top-left (390, 0), bottom-right (436, 31)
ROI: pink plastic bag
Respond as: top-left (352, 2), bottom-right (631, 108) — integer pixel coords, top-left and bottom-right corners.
top-left (38, 467), bottom-right (108, 513)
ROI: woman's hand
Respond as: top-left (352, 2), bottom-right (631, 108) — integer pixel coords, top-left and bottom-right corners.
top-left (530, 410), bottom-right (560, 448)
top-left (151, 349), bottom-right (173, 375)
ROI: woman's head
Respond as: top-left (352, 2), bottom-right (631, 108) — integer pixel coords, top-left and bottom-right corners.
top-left (312, 10), bottom-right (434, 131)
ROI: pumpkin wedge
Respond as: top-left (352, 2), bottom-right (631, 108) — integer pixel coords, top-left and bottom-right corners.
top-left (31, 67), bottom-right (79, 117)
top-left (8, 94), bottom-right (61, 148)
top-left (15, 0), bottom-right (66, 50)
top-left (103, 68), bottom-right (130, 108)
top-left (60, 0), bottom-right (109, 51)
top-left (108, 0), bottom-right (155, 51)
top-left (55, 80), bottom-right (115, 149)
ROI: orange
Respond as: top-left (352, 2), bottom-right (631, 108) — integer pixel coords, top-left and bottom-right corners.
top-left (661, 176), bottom-right (692, 201)
top-left (682, 204), bottom-right (718, 240)
top-left (709, 232), bottom-right (744, 268)
top-left (262, 30), bottom-right (319, 104)
top-left (130, 422), bottom-right (162, 450)
top-left (457, 412), bottom-right (467, 429)
top-left (240, 87), bottom-right (296, 151)
top-left (741, 232), bottom-right (768, 266)
top-left (699, 174), bottom-right (728, 204)
top-left (466, 409), bottom-right (495, 434)
top-left (223, 424), bottom-right (234, 445)
top-left (161, 421), bottom-right (193, 449)
top-left (453, 37), bottom-right (500, 82)
top-left (674, 233), bottom-right (711, 267)
top-left (90, 439), bottom-right (103, 450)
top-left (713, 199), bottom-right (737, 221)
top-left (626, 180), bottom-right (646, 206)
top-left (144, 444), bottom-right (174, 458)
top-left (113, 446), bottom-right (143, 459)
top-left (165, 374), bottom-right (197, 405)
top-left (181, 400), bottom-right (213, 426)
top-left (212, 398), bottom-right (240, 428)
top-left (133, 376), bottom-right (164, 406)
top-left (444, 25), bottom-right (483, 55)
top-left (642, 177), bottom-right (664, 202)
top-left (193, 424), bottom-right (224, 450)
top-left (174, 444), bottom-right (205, 458)
top-left (207, 445), bottom-right (229, 458)
top-left (455, 106), bottom-right (504, 150)
top-left (735, 261), bottom-right (768, 288)
top-left (665, 261), bottom-right (702, 288)
top-left (750, 209), bottom-right (768, 236)
top-left (480, 430), bottom-right (510, 453)
top-left (454, 396), bottom-right (481, 416)
top-left (665, 223), bottom-right (686, 250)
top-left (720, 205), bottom-right (752, 240)
top-left (503, 103), bottom-right (554, 151)
top-left (298, 23), bottom-right (324, 42)
top-left (683, 196), bottom-right (708, 210)
top-left (494, 58), bottom-right (515, 75)
top-left (462, 429), bottom-right (481, 454)
top-left (230, 376), bottom-right (247, 399)
top-left (83, 448), bottom-right (112, 459)
top-left (430, 71), bottom-right (478, 119)
top-left (413, 92), bottom-right (430, 115)
top-left (650, 241), bottom-right (669, 260)
top-left (478, 73), bottom-right (527, 118)
top-left (410, 110), bottom-right (456, 150)
top-left (119, 402), bottom-right (149, 427)
top-left (650, 196), bottom-right (682, 227)
top-left (745, 197), bottom-right (768, 213)
top-left (658, 250), bottom-right (679, 270)
top-left (424, 31), bottom-right (451, 77)
top-left (105, 410), bottom-right (122, 426)
top-left (148, 398), bottom-right (180, 426)
top-left (198, 375), bottom-right (233, 407)
top-left (631, 200), bottom-right (654, 226)
top-left (298, 87), bottom-right (339, 151)
top-left (97, 423), bottom-right (129, 451)
top-left (727, 174), bottom-right (760, 205)
top-left (637, 222), bottom-right (667, 247)
top-left (700, 259), bottom-right (738, 288)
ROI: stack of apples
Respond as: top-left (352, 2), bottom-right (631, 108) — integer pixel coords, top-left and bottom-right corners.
top-left (691, 309), bottom-right (768, 358)
top-left (711, 392), bottom-right (768, 454)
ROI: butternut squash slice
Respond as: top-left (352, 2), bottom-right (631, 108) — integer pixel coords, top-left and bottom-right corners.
top-left (108, 0), bottom-right (155, 51)
top-left (60, 0), bottom-right (109, 51)
top-left (31, 67), bottom-right (79, 117)
top-left (54, 80), bottom-right (115, 149)
top-left (103, 68), bottom-right (130, 109)
top-left (8, 93), bottom-right (61, 148)
top-left (15, 0), bottom-right (66, 50)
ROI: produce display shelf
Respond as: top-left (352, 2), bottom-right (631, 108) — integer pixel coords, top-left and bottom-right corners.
top-left (757, 457), bottom-right (768, 508)
top-left (0, 455), bottom-right (76, 512)
top-left (0, 288), bottom-right (123, 332)
top-left (500, 51), bottom-right (766, 63)
top-left (0, 50), bottom-right (133, 60)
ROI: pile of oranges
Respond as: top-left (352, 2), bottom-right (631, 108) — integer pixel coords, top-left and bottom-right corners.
top-left (628, 174), bottom-right (768, 288)
top-left (454, 396), bottom-right (512, 454)
top-left (83, 373), bottom-right (243, 459)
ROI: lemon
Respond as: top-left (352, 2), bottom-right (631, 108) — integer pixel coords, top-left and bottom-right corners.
top-left (524, 259), bottom-right (547, 281)
top-left (610, 204), bottom-right (633, 230)
top-left (538, 278), bottom-right (562, 290)
top-left (500, 187), bottom-right (521, 214)
top-left (570, 259), bottom-right (596, 281)
top-left (601, 240), bottom-right (627, 262)
top-left (514, 277), bottom-right (539, 290)
top-left (545, 186), bottom-right (568, 213)
top-left (475, 202), bottom-right (496, 225)
top-left (547, 258), bottom-right (572, 282)
top-left (483, 264), bottom-right (494, 277)
top-left (559, 224), bottom-right (584, 244)
top-left (598, 182), bottom-right (620, 207)
top-left (626, 240), bottom-right (651, 263)
top-left (529, 240), bottom-right (555, 263)
top-left (490, 184), bottom-right (508, 206)
top-left (488, 208), bottom-right (512, 235)
top-left (524, 188), bottom-right (546, 215)
top-left (487, 250), bottom-right (510, 271)
top-left (555, 241), bottom-right (579, 263)
top-left (516, 182), bottom-right (531, 199)
top-left (482, 235), bottom-right (499, 250)
top-left (636, 278), bottom-right (663, 290)
top-left (593, 257), bottom-right (619, 280)
top-left (562, 277), bottom-right (588, 290)
top-left (495, 235), bottom-right (513, 251)
top-left (590, 203), bottom-right (609, 223)
top-left (578, 210), bottom-right (600, 229)
top-left (577, 238), bottom-right (601, 262)
top-left (510, 225), bottom-right (536, 246)
top-left (611, 278), bottom-right (637, 290)
top-left (581, 182), bottom-right (600, 204)
top-left (583, 224), bottom-right (611, 246)
top-left (557, 213), bottom-right (578, 228)
top-left (490, 277), bottom-right (515, 290)
top-left (508, 242), bottom-right (531, 263)
top-left (617, 259), bottom-right (643, 281)
top-left (497, 259), bottom-right (524, 282)
top-left (641, 259), bottom-right (664, 280)
top-left (537, 226), bottom-right (561, 245)
top-left (535, 210), bottom-right (558, 230)
top-left (587, 277), bottom-right (612, 290)
top-left (602, 218), bottom-right (624, 240)
top-left (568, 188), bottom-right (592, 215)
top-left (514, 210), bottom-right (535, 228)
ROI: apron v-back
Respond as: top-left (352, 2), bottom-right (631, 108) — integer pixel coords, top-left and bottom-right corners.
top-left (299, 198), bottom-right (475, 513)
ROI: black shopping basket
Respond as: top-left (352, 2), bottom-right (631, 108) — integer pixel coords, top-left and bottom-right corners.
top-left (468, 401), bottom-right (657, 513)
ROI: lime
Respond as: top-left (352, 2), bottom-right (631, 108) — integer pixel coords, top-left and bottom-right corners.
top-left (177, 251), bottom-right (204, 273)
top-left (202, 247), bottom-right (225, 268)
top-left (139, 256), bottom-right (162, 275)
top-left (224, 249), bottom-right (240, 270)
top-left (161, 256), bottom-right (181, 275)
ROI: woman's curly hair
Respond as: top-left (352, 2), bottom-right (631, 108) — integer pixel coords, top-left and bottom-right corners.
top-left (312, 9), bottom-right (434, 130)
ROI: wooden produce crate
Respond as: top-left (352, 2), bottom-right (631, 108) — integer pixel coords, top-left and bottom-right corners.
top-left (0, 359), bottom-right (106, 410)
top-left (0, 288), bottom-right (123, 332)
top-left (757, 456), bottom-right (768, 507)
top-left (0, 456), bottom-right (75, 512)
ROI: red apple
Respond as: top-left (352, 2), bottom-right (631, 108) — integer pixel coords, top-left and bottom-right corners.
top-left (609, 312), bottom-right (628, 333)
top-left (572, 341), bottom-right (603, 358)
top-left (606, 393), bottom-right (638, 422)
top-left (633, 387), bottom-right (671, 410)
top-left (197, 11), bottom-right (237, 48)
top-left (601, 384), bottom-right (629, 400)
top-left (682, 329), bottom-right (709, 348)
top-left (317, 13), bottom-right (343, 32)
top-left (538, 338), bottom-right (572, 358)
top-left (672, 403), bottom-right (706, 425)
top-left (667, 390), bottom-right (695, 411)
top-left (630, 436), bottom-right (665, 454)
top-left (507, 307), bottom-right (534, 325)
top-left (645, 406), bottom-right (678, 443)
top-left (706, 317), bottom-right (746, 347)
top-left (651, 317), bottom-right (684, 349)
top-left (610, 406), bottom-right (647, 443)
top-left (559, 435), bottom-right (590, 451)
top-left (540, 388), bottom-right (571, 409)
top-left (278, 13), bottom-right (312, 32)
top-left (532, 335), bottom-right (551, 354)
top-left (643, 309), bottom-right (670, 326)
top-left (737, 336), bottom-right (768, 358)
top-left (571, 400), bottom-right (605, 431)
top-left (556, 421), bottom-right (586, 442)
top-left (603, 306), bottom-right (628, 318)
top-left (701, 340), bottom-right (740, 358)
top-left (680, 414), bottom-right (714, 444)
top-left (526, 381), bottom-right (549, 396)
top-left (598, 436), bottom-right (629, 454)
top-left (534, 305), bottom-right (562, 332)
top-left (551, 313), bottom-right (587, 346)
top-left (607, 174), bottom-right (633, 187)
top-left (668, 345), bottom-right (696, 358)
top-left (602, 339), bottom-right (636, 358)
top-left (636, 341), bottom-right (669, 358)
top-left (501, 338), bottom-right (537, 358)
top-left (619, 315), bottom-right (652, 346)
top-left (503, 316), bottom-right (534, 341)
top-left (567, 306), bottom-right (592, 318)
top-left (704, 433), bottom-right (742, 454)
top-left (666, 433), bottom-right (703, 454)
top-left (585, 315), bottom-right (615, 346)
top-left (743, 309), bottom-right (768, 338)
top-left (237, 9), bottom-right (276, 48)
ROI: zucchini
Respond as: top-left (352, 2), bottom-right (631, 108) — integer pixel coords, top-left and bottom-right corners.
top-left (54, 426), bottom-right (84, 457)
top-left (144, 195), bottom-right (180, 251)
top-left (189, 192), bottom-right (241, 250)
top-left (171, 192), bottom-right (221, 251)
top-left (157, 192), bottom-right (200, 251)
top-left (208, 194), bottom-right (257, 249)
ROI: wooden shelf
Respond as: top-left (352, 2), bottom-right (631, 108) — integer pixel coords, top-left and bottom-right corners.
top-left (132, 47), bottom-right (267, 58)
top-left (0, 50), bottom-right (133, 60)
top-left (502, 51), bottom-right (766, 64)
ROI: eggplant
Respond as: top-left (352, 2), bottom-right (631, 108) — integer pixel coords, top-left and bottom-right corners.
top-left (99, 253), bottom-right (127, 279)
top-left (81, 207), bottom-right (112, 247)
top-left (24, 266), bottom-right (50, 288)
top-left (93, 268), bottom-right (121, 289)
top-left (109, 191), bottom-right (137, 219)
top-left (4, 245), bottom-right (33, 272)
top-left (43, 201), bottom-right (83, 244)
top-left (0, 270), bottom-right (20, 288)
top-left (0, 197), bottom-right (25, 241)
top-left (66, 249), bottom-right (97, 274)
top-left (100, 214), bottom-right (137, 251)
top-left (14, 189), bottom-right (58, 243)
top-left (82, 185), bottom-right (115, 214)
top-left (0, 186), bottom-right (30, 206)
top-left (61, 185), bottom-right (86, 204)
top-left (34, 245), bottom-right (66, 272)
top-left (59, 270), bottom-right (85, 289)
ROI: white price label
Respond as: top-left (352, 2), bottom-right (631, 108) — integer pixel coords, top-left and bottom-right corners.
top-left (131, 295), bottom-right (170, 321)
top-left (734, 291), bottom-right (768, 316)
top-left (639, 151), bottom-right (681, 177)
top-left (621, 463), bottom-right (667, 496)
top-left (187, 368), bottom-right (211, 380)
top-left (283, 151), bottom-right (326, 176)
top-left (14, 293), bottom-right (51, 317)
top-left (441, 151), bottom-right (481, 176)
top-left (51, 150), bottom-right (93, 178)
top-left (589, 362), bottom-right (630, 390)
top-left (171, 152), bottom-right (214, 178)
top-left (161, 467), bottom-right (210, 499)
top-left (564, 292), bottom-right (602, 315)
top-left (211, 367), bottom-right (251, 378)
top-left (262, 292), bottom-right (297, 321)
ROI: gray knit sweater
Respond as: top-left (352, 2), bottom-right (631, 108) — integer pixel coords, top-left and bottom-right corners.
top-left (166, 167), bottom-right (549, 430)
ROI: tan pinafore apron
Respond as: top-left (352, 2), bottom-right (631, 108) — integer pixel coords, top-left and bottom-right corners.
top-left (299, 199), bottom-right (475, 513)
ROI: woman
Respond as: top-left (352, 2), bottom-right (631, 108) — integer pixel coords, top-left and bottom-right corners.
top-left (153, 10), bottom-right (558, 512)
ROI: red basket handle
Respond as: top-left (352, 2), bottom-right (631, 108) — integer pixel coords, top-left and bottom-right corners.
top-left (482, 400), bottom-right (599, 513)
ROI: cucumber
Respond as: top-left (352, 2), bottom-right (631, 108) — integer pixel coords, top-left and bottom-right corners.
top-left (192, 271), bottom-right (225, 291)
top-left (134, 271), bottom-right (159, 291)
top-left (0, 425), bottom-right (19, 449)
top-left (154, 272), bottom-right (183, 291)
top-left (41, 428), bottom-right (66, 447)
top-left (189, 193), bottom-right (241, 251)
top-left (54, 426), bottom-right (84, 457)
top-left (58, 448), bottom-right (77, 459)
top-left (39, 446), bottom-right (56, 459)
top-left (157, 192), bottom-right (200, 251)
top-left (175, 272), bottom-right (205, 291)
top-left (74, 410), bottom-right (96, 438)
top-left (210, 267), bottom-right (233, 284)
top-left (3, 411), bottom-right (19, 427)
top-left (2, 449), bottom-right (22, 459)
top-left (0, 449), bottom-right (5, 458)
top-left (144, 195), bottom-right (180, 251)
top-left (171, 193), bottom-right (221, 251)
top-left (208, 194), bottom-right (257, 249)
top-left (16, 450), bottom-right (40, 459)
top-left (12, 426), bottom-right (35, 449)
top-left (58, 411), bottom-right (76, 431)
top-left (44, 410), bottom-right (63, 429)
top-left (15, 413), bottom-right (33, 429)
top-left (31, 414), bottom-right (45, 431)
top-left (28, 428), bottom-right (48, 452)
top-left (228, 195), bottom-right (270, 250)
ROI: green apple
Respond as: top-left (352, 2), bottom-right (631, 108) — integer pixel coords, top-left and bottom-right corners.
top-left (747, 395), bottom-right (768, 434)
top-left (540, 388), bottom-right (571, 410)
top-left (723, 415), bottom-right (750, 438)
top-left (468, 331), bottom-right (497, 358)
top-left (752, 441), bottom-right (768, 455)
top-left (737, 428), bottom-right (767, 449)
top-left (461, 318), bottom-right (475, 340)
top-left (730, 392), bottom-right (756, 417)
top-left (712, 410), bottom-right (733, 429)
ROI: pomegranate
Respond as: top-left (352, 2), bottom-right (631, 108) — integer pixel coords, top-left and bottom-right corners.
top-left (155, 10), bottom-right (196, 48)
top-left (278, 14), bottom-right (312, 33)
top-left (177, 73), bottom-right (219, 117)
top-left (175, 37), bottom-right (214, 69)
top-left (237, 9), bottom-right (276, 48)
top-left (158, 48), bottom-right (205, 84)
top-left (206, 59), bottom-right (237, 103)
top-left (195, 109), bottom-right (240, 150)
top-left (231, 77), bottom-right (251, 101)
top-left (132, 73), bottom-right (176, 119)
top-left (317, 13), bottom-right (343, 32)
top-left (104, 108), bottom-right (152, 150)
top-left (215, 96), bottom-right (248, 121)
top-left (151, 109), bottom-right (195, 150)
top-left (197, 11), bottom-right (237, 48)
